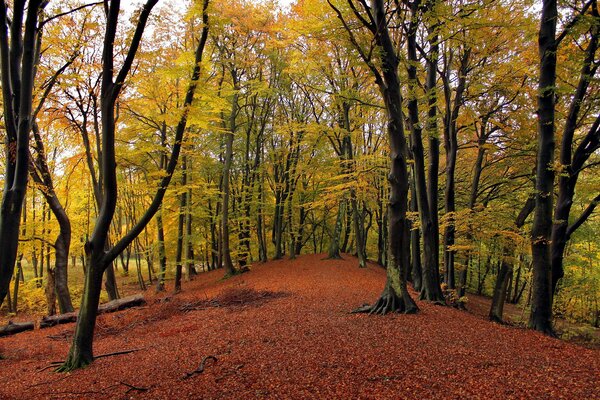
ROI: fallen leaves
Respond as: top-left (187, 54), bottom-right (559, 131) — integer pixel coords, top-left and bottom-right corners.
top-left (0, 253), bottom-right (598, 399)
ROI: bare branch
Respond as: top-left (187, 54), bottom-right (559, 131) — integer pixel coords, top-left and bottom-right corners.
top-left (566, 193), bottom-right (600, 238)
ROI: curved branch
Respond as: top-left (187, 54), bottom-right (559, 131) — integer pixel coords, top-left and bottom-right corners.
top-left (566, 193), bottom-right (600, 239)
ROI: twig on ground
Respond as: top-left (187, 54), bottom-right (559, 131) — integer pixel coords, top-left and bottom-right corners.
top-left (94, 348), bottom-right (143, 360)
top-left (119, 381), bottom-right (149, 393)
top-left (42, 383), bottom-right (119, 396)
top-left (27, 374), bottom-right (69, 387)
top-left (181, 355), bottom-right (218, 379)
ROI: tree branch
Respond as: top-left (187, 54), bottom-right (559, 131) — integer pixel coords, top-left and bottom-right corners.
top-left (566, 193), bottom-right (600, 238)
top-left (40, 1), bottom-right (104, 27)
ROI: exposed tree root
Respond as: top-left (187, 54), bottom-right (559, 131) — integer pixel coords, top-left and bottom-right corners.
top-left (52, 348), bottom-right (143, 373)
top-left (54, 355), bottom-right (92, 373)
top-left (528, 320), bottom-right (557, 338)
top-left (352, 286), bottom-right (418, 315)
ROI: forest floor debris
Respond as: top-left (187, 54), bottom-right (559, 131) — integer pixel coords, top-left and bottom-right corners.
top-left (0, 254), bottom-right (598, 399)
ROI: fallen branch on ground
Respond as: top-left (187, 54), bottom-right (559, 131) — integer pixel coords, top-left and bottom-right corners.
top-left (0, 321), bottom-right (34, 337)
top-left (182, 355), bottom-right (218, 379)
top-left (40, 295), bottom-right (146, 329)
top-left (119, 381), bottom-right (149, 393)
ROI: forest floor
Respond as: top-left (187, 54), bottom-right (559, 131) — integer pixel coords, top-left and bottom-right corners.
top-left (0, 254), bottom-right (598, 399)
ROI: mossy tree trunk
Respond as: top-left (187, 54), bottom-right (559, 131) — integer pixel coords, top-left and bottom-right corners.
top-left (330, 0), bottom-right (418, 314)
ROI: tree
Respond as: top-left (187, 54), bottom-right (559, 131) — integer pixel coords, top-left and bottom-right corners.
top-left (529, 0), bottom-right (558, 335)
top-left (405, 0), bottom-right (443, 302)
top-left (58, 0), bottom-right (210, 371)
top-left (0, 0), bottom-right (46, 308)
top-left (529, 0), bottom-right (598, 335)
top-left (550, 0), bottom-right (599, 296)
top-left (329, 0), bottom-right (417, 314)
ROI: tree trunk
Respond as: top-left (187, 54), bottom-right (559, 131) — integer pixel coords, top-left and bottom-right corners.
top-left (186, 187), bottom-right (196, 278)
top-left (12, 255), bottom-right (23, 313)
top-left (45, 259), bottom-right (57, 316)
top-left (0, 0), bottom-right (44, 308)
top-left (425, 15), bottom-right (441, 296)
top-left (0, 321), bottom-right (34, 336)
top-left (489, 196), bottom-right (535, 321)
top-left (441, 48), bottom-right (469, 290)
top-left (529, 0), bottom-right (557, 335)
top-left (406, 0), bottom-right (443, 302)
top-left (175, 155), bottom-right (188, 292)
top-left (351, 195), bottom-right (367, 268)
top-left (489, 256), bottom-right (512, 323)
top-left (155, 211), bottom-right (167, 291)
top-left (221, 128), bottom-right (236, 276)
top-left (257, 172), bottom-right (268, 262)
top-left (327, 201), bottom-right (345, 259)
top-left (345, 0), bottom-right (418, 315)
top-left (58, 253), bottom-right (105, 370)
top-left (550, 24), bottom-right (599, 296)
top-left (104, 263), bottom-right (119, 300)
top-left (409, 171), bottom-right (422, 291)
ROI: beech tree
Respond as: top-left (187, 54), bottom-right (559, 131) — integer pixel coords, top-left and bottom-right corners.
top-left (329, 0), bottom-right (417, 314)
top-left (0, 0), bottom-right (46, 308)
top-left (530, 0), bottom-right (599, 335)
top-left (58, 0), bottom-right (210, 371)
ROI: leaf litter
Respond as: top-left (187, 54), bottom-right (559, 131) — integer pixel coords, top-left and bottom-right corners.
top-left (0, 253), bottom-right (597, 399)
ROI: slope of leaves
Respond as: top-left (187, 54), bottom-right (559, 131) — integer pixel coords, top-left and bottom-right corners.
top-left (0, 254), bottom-right (598, 399)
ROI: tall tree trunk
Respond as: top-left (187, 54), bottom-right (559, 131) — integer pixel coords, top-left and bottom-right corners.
top-left (272, 189), bottom-right (285, 259)
top-left (0, 1), bottom-right (45, 308)
top-left (30, 123), bottom-right (74, 312)
top-left (409, 171), bottom-right (422, 291)
top-left (340, 201), bottom-right (352, 253)
top-left (221, 129), bottom-right (236, 275)
top-left (529, 0), bottom-right (557, 335)
top-left (332, 0), bottom-right (418, 314)
top-left (257, 168), bottom-right (268, 262)
top-left (221, 78), bottom-right (239, 275)
top-left (327, 201), bottom-right (345, 259)
top-left (175, 154), bottom-right (188, 292)
top-left (186, 187), bottom-right (196, 278)
top-left (442, 48), bottom-right (469, 289)
top-left (351, 195), bottom-right (367, 267)
top-left (406, 0), bottom-right (443, 302)
top-left (155, 210), bottom-right (167, 291)
top-left (551, 22), bottom-right (599, 295)
top-left (425, 14), bottom-right (441, 295)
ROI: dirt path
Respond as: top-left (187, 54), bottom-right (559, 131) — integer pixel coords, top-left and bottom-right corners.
top-left (1, 254), bottom-right (598, 399)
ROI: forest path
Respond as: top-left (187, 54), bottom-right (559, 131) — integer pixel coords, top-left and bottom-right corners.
top-left (0, 253), bottom-right (598, 399)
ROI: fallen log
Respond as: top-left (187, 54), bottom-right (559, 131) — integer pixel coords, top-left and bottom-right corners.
top-left (40, 294), bottom-right (146, 329)
top-left (0, 321), bottom-right (34, 337)
top-left (39, 312), bottom-right (77, 329)
top-left (98, 294), bottom-right (146, 314)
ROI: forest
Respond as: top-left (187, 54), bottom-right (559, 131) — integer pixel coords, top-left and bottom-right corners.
top-left (0, 0), bottom-right (598, 397)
